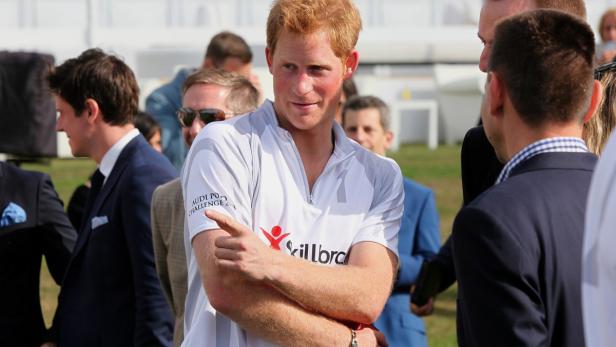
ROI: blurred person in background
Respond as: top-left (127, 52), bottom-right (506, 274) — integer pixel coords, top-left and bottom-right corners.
top-left (146, 31), bottom-right (259, 170)
top-left (134, 111), bottom-right (163, 153)
top-left (585, 61), bottom-right (616, 155)
top-left (0, 161), bottom-right (76, 347)
top-left (150, 68), bottom-right (259, 346)
top-left (342, 95), bottom-right (440, 347)
top-left (597, 7), bottom-right (616, 64)
top-left (334, 77), bottom-right (358, 124)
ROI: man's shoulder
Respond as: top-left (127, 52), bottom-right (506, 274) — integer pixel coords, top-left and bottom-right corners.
top-left (403, 177), bottom-right (432, 198)
top-left (192, 103), bottom-right (272, 151)
top-left (121, 138), bottom-right (178, 183)
top-left (145, 68), bottom-right (193, 109)
top-left (153, 178), bottom-right (182, 203)
top-left (0, 161), bottom-right (46, 185)
top-left (350, 143), bottom-right (402, 178)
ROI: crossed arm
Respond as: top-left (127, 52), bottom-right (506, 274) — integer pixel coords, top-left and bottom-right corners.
top-left (193, 210), bottom-right (397, 346)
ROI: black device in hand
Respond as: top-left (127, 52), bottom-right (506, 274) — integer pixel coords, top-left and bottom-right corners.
top-left (411, 259), bottom-right (444, 306)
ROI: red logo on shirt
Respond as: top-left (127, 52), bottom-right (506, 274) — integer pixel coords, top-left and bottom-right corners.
top-left (260, 226), bottom-right (290, 250)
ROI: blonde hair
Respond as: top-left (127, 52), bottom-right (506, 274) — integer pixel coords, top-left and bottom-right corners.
top-left (599, 8), bottom-right (616, 42)
top-left (266, 0), bottom-right (362, 58)
top-left (585, 71), bottom-right (616, 155)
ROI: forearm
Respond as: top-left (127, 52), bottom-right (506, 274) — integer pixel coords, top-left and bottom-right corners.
top-left (196, 231), bottom-right (366, 346)
top-left (266, 242), bottom-right (397, 324)
top-left (218, 273), bottom-right (356, 346)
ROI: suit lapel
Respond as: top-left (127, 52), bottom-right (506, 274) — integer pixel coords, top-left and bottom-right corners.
top-left (71, 137), bottom-right (140, 258)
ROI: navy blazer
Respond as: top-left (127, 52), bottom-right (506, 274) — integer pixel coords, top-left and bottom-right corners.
top-left (453, 152), bottom-right (595, 347)
top-left (56, 136), bottom-right (177, 347)
top-left (0, 162), bottom-right (76, 347)
top-left (374, 178), bottom-right (440, 347)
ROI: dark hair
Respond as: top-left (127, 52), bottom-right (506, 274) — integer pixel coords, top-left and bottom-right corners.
top-left (47, 48), bottom-right (139, 126)
top-left (535, 0), bottom-right (586, 18)
top-left (342, 95), bottom-right (390, 130)
top-left (183, 69), bottom-right (259, 115)
top-left (205, 31), bottom-right (253, 67)
top-left (133, 111), bottom-right (160, 141)
top-left (342, 78), bottom-right (358, 99)
top-left (489, 9), bottom-right (595, 126)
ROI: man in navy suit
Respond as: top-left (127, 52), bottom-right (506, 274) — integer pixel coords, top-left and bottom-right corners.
top-left (452, 10), bottom-right (602, 346)
top-left (0, 161), bottom-right (76, 347)
top-left (49, 49), bottom-right (177, 347)
top-left (412, 0), bottom-right (588, 315)
top-left (342, 95), bottom-right (441, 347)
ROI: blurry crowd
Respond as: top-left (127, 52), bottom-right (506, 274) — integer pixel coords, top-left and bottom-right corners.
top-left (1, 1), bottom-right (616, 347)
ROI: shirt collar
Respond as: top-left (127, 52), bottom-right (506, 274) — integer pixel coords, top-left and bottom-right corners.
top-left (262, 99), bottom-right (355, 157)
top-left (99, 128), bottom-right (140, 180)
top-left (495, 136), bottom-right (588, 184)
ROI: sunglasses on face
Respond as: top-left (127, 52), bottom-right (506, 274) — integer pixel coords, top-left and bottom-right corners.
top-left (176, 107), bottom-right (231, 127)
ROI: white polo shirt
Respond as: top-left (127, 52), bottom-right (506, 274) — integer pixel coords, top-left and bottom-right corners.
top-left (582, 132), bottom-right (616, 347)
top-left (181, 100), bottom-right (404, 347)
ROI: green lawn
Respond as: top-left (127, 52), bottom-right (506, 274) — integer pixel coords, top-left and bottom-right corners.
top-left (24, 143), bottom-right (462, 347)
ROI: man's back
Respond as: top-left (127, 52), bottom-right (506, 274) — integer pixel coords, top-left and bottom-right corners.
top-left (453, 152), bottom-right (595, 347)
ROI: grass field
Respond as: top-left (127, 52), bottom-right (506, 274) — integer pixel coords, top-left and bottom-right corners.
top-left (24, 143), bottom-right (462, 347)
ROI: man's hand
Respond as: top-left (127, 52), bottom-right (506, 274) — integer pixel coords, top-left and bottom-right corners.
top-left (356, 326), bottom-right (388, 347)
top-left (207, 209), bottom-right (278, 282)
top-left (411, 296), bottom-right (435, 316)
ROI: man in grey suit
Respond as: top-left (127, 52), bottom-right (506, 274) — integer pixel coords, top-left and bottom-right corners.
top-left (452, 10), bottom-right (602, 347)
top-left (150, 68), bottom-right (259, 346)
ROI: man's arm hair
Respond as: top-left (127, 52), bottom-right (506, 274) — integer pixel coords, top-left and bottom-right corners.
top-left (193, 230), bottom-right (381, 346)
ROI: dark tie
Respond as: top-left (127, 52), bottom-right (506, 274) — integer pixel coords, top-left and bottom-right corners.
top-left (81, 169), bottom-right (104, 230)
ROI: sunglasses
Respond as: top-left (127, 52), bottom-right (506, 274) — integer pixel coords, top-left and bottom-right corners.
top-left (176, 107), bottom-right (231, 127)
top-left (594, 61), bottom-right (616, 80)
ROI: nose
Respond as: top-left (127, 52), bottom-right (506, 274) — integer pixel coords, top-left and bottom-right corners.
top-left (292, 72), bottom-right (313, 96)
top-left (355, 128), bottom-right (368, 144)
top-left (479, 47), bottom-right (489, 73)
top-left (189, 119), bottom-right (204, 139)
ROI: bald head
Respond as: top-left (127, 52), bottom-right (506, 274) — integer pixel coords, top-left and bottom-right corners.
top-left (478, 0), bottom-right (587, 72)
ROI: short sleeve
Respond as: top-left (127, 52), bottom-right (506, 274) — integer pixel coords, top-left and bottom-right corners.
top-left (181, 123), bottom-right (253, 242)
top-left (352, 159), bottom-right (404, 257)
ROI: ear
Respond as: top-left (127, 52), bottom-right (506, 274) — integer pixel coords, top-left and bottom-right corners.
top-left (84, 98), bottom-right (100, 125)
top-left (583, 80), bottom-right (603, 123)
top-left (383, 130), bottom-right (394, 151)
top-left (343, 50), bottom-right (359, 79)
top-left (488, 72), bottom-right (504, 118)
top-left (265, 47), bottom-right (274, 74)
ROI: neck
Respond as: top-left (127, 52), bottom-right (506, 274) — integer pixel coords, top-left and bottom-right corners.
top-left (503, 116), bottom-right (583, 162)
top-left (91, 123), bottom-right (136, 164)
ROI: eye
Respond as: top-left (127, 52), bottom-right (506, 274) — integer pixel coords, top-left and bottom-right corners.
top-left (282, 63), bottom-right (296, 71)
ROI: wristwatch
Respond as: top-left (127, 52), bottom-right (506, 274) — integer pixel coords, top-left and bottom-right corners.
top-left (350, 329), bottom-right (358, 347)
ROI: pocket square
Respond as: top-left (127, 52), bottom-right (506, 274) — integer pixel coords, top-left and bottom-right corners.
top-left (1, 202), bottom-right (27, 227)
top-left (91, 215), bottom-right (109, 229)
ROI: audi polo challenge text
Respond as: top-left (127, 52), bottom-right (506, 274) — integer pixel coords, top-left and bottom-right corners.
top-left (189, 192), bottom-right (234, 216)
